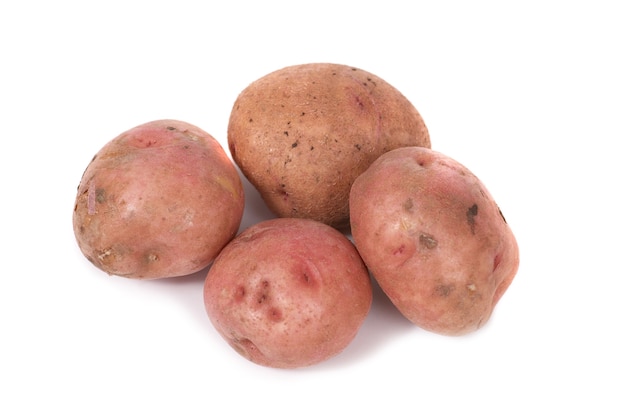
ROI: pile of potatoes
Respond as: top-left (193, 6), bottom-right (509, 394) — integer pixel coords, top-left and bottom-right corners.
top-left (73, 63), bottom-right (519, 369)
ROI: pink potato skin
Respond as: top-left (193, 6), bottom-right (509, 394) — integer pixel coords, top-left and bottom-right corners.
top-left (203, 218), bottom-right (373, 369)
top-left (73, 119), bottom-right (245, 279)
top-left (349, 147), bottom-right (519, 336)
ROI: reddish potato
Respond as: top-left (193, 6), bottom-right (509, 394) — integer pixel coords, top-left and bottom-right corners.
top-left (203, 218), bottom-right (372, 368)
top-left (350, 147), bottom-right (519, 336)
top-left (73, 119), bottom-right (244, 279)
top-left (228, 63), bottom-right (430, 229)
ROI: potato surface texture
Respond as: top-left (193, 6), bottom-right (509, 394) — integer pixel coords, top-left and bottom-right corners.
top-left (350, 147), bottom-right (519, 336)
top-left (73, 119), bottom-right (244, 279)
top-left (203, 218), bottom-right (372, 368)
top-left (228, 63), bottom-right (430, 229)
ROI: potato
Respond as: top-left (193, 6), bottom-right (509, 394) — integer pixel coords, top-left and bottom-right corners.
top-left (203, 218), bottom-right (372, 368)
top-left (73, 119), bottom-right (244, 280)
top-left (349, 147), bottom-right (519, 336)
top-left (228, 63), bottom-right (430, 229)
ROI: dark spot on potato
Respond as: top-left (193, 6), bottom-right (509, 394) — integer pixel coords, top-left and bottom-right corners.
top-left (310, 146), bottom-right (314, 151)
top-left (248, 118), bottom-right (253, 123)
top-left (166, 126), bottom-right (176, 131)
top-left (419, 233), bottom-right (438, 249)
top-left (435, 284), bottom-right (455, 297)
top-left (235, 285), bottom-right (246, 301)
top-left (354, 144), bottom-right (362, 151)
top-left (96, 188), bottom-right (106, 204)
top-left (466, 204), bottom-right (478, 234)
top-left (301, 112), bottom-right (305, 116)
top-left (303, 272), bottom-right (310, 283)
top-left (355, 96), bottom-right (365, 109)
top-left (403, 198), bottom-right (414, 212)
top-left (284, 131), bottom-right (289, 136)
top-left (268, 307), bottom-right (283, 322)
top-left (498, 206), bottom-right (507, 223)
top-left (291, 141), bottom-right (298, 148)
top-left (256, 280), bottom-right (270, 303)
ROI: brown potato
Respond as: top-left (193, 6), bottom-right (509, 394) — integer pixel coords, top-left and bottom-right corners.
top-left (203, 218), bottom-right (372, 368)
top-left (73, 119), bottom-right (244, 279)
top-left (349, 147), bottom-right (519, 336)
top-left (228, 63), bottom-right (430, 229)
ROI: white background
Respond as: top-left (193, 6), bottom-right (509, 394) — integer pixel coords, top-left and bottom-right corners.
top-left (2, 1), bottom-right (625, 418)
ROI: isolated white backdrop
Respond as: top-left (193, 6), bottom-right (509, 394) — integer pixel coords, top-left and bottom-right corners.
top-left (1, 1), bottom-right (625, 418)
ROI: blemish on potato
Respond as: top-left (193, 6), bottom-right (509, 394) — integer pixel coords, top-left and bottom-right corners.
top-left (467, 283), bottom-right (477, 292)
top-left (466, 204), bottom-right (478, 234)
top-left (268, 307), bottom-right (283, 322)
top-left (419, 233), bottom-right (438, 249)
top-left (235, 285), bottom-right (246, 301)
top-left (493, 252), bottom-right (503, 272)
top-left (87, 180), bottom-right (97, 215)
top-left (96, 189), bottom-right (106, 204)
top-left (434, 284), bottom-right (455, 297)
top-left (498, 206), bottom-right (507, 223)
top-left (256, 280), bottom-right (270, 303)
top-left (230, 337), bottom-right (259, 358)
top-left (97, 248), bottom-right (112, 261)
top-left (403, 198), bottom-right (414, 212)
top-left (393, 244), bottom-right (406, 255)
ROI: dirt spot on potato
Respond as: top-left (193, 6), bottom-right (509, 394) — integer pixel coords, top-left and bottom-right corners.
top-left (97, 247), bottom-right (113, 261)
top-left (466, 204), bottom-right (478, 234)
top-left (419, 233), bottom-right (438, 249)
top-left (434, 284), bottom-right (455, 297)
top-left (403, 198), bottom-right (414, 212)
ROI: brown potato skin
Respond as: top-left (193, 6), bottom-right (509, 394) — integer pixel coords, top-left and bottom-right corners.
top-left (203, 218), bottom-right (372, 369)
top-left (228, 63), bottom-right (430, 229)
top-left (350, 147), bottom-right (519, 336)
top-left (73, 119), bottom-right (244, 279)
